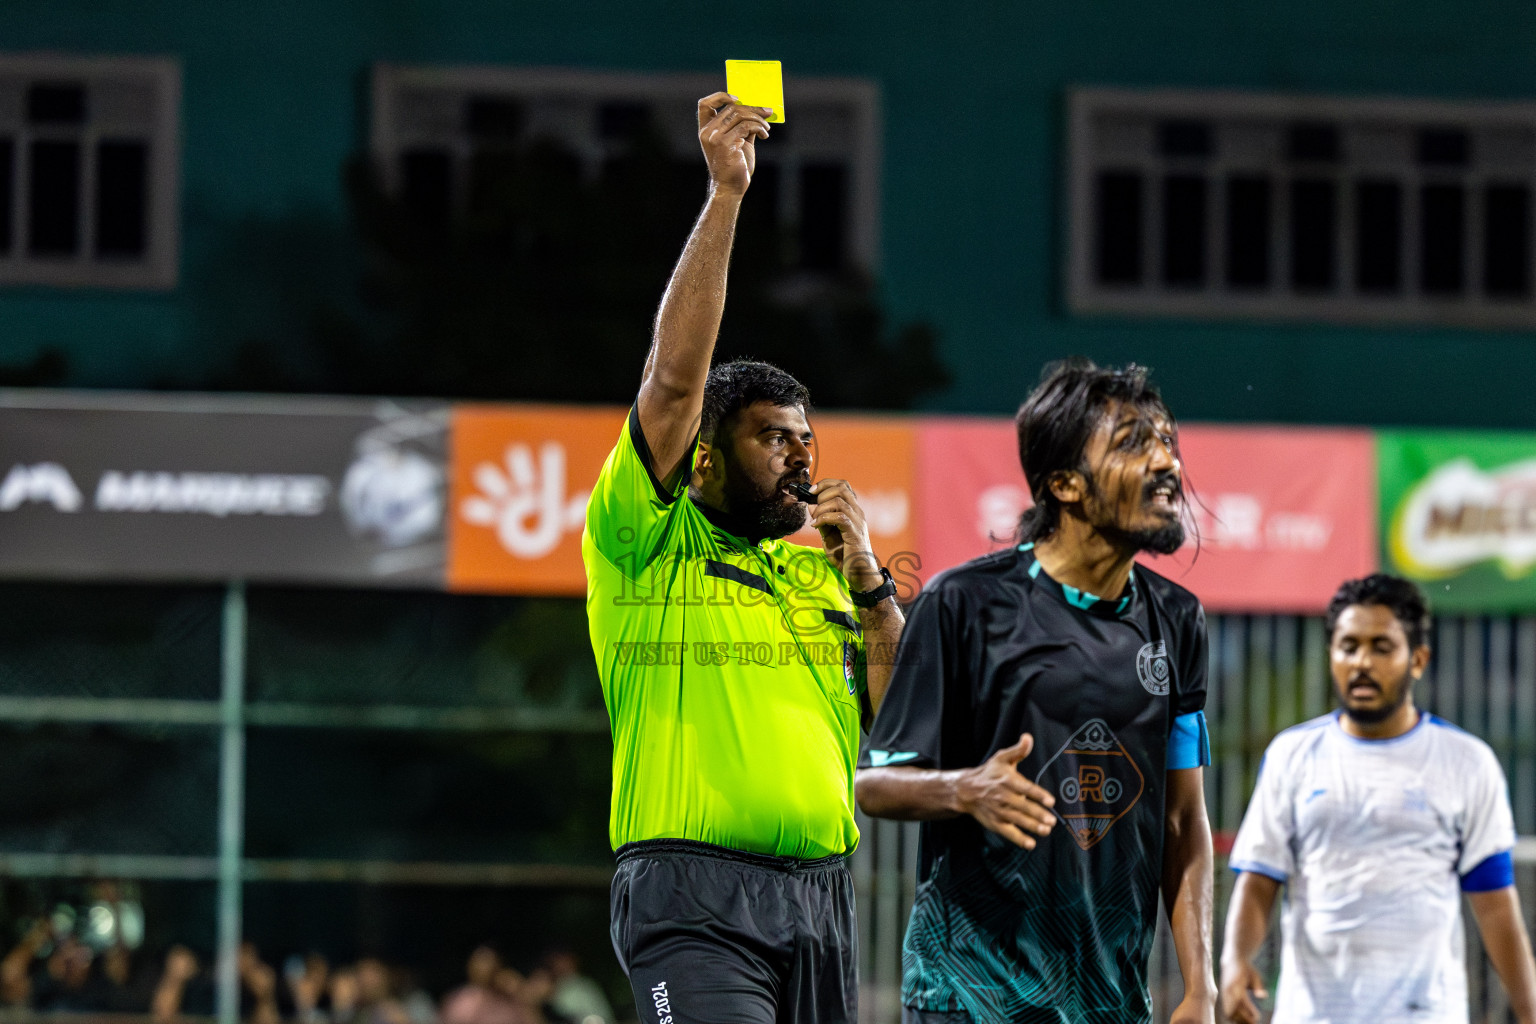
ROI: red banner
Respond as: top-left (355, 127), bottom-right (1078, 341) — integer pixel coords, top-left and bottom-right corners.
top-left (915, 418), bottom-right (1029, 583)
top-left (1140, 426), bottom-right (1377, 612)
top-left (913, 421), bottom-right (1376, 612)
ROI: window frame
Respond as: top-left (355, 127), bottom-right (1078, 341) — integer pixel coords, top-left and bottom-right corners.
top-left (0, 53), bottom-right (181, 290)
top-left (370, 63), bottom-right (883, 271)
top-left (1066, 86), bottom-right (1536, 328)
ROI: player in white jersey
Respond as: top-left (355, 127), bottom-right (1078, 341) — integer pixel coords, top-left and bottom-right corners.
top-left (1221, 574), bottom-right (1536, 1024)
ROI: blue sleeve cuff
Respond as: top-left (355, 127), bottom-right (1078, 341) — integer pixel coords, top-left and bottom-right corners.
top-left (1168, 710), bottom-right (1211, 770)
top-left (1229, 859), bottom-right (1288, 883)
top-left (1461, 850), bottom-right (1515, 892)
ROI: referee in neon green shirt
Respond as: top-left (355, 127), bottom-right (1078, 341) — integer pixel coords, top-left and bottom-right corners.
top-left (582, 91), bottom-right (905, 1024)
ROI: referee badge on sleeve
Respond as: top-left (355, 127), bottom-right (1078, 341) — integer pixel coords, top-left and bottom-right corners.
top-left (1136, 641), bottom-right (1171, 695)
top-left (843, 641), bottom-right (857, 694)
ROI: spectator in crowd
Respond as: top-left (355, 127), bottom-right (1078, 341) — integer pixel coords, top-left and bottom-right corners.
top-left (286, 952), bottom-right (332, 1024)
top-left (441, 945), bottom-right (524, 1024)
top-left (328, 965), bottom-right (361, 1024)
top-left (152, 941), bottom-right (287, 1023)
top-left (238, 942), bottom-right (283, 1024)
top-left (1, 919), bottom-right (51, 1007)
top-left (346, 956), bottom-right (433, 1024)
top-left (542, 949), bottom-right (613, 1024)
top-left (509, 966), bottom-right (555, 1024)
top-left (75, 941), bottom-right (151, 1012)
top-left (31, 935), bottom-right (96, 1012)
top-left (390, 965), bottom-right (437, 1024)
top-left (152, 944), bottom-right (210, 1022)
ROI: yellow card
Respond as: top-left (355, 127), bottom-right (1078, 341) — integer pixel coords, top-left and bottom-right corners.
top-left (725, 59), bottom-right (785, 123)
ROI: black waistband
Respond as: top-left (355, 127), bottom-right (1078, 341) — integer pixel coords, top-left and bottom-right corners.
top-left (615, 838), bottom-right (849, 872)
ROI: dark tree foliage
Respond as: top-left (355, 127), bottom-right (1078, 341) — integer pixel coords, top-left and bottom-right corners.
top-left (208, 113), bottom-right (948, 408)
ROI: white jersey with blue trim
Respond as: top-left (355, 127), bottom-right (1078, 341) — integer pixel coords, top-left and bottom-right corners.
top-left (1229, 711), bottom-right (1517, 1024)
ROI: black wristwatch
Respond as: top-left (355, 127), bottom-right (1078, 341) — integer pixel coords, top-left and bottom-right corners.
top-left (850, 567), bottom-right (897, 608)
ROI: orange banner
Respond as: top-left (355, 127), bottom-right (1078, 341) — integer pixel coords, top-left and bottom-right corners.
top-left (787, 414), bottom-right (920, 594)
top-left (447, 405), bottom-right (625, 594)
top-left (447, 406), bottom-right (919, 596)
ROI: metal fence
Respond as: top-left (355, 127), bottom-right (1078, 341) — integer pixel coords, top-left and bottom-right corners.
top-left (851, 613), bottom-right (1536, 1024)
top-left (6, 589), bottom-right (1536, 1024)
top-left (0, 582), bottom-right (619, 1024)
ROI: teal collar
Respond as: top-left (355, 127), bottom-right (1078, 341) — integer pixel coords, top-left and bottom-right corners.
top-left (1017, 543), bottom-right (1137, 619)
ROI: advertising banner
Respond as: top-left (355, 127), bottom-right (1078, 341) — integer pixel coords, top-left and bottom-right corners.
top-left (913, 421), bottom-right (1376, 613)
top-left (0, 390), bottom-right (1388, 611)
top-left (1379, 431), bottom-right (1536, 611)
top-left (0, 391), bottom-right (449, 586)
top-left (1140, 427), bottom-right (1376, 612)
top-left (785, 414), bottom-right (920, 593)
top-left (446, 405), bottom-right (624, 595)
top-left (445, 408), bottom-right (920, 596)
top-left (914, 418), bottom-right (1028, 583)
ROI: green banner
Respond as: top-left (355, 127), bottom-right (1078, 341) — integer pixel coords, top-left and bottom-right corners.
top-left (1379, 430), bottom-right (1536, 612)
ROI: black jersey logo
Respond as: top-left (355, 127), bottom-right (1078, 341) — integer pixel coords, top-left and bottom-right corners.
top-left (1034, 719), bottom-right (1146, 851)
top-left (1136, 641), bottom-right (1171, 696)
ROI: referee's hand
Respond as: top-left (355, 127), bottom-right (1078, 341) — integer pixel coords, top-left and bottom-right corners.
top-left (955, 733), bottom-right (1057, 850)
top-left (697, 92), bottom-right (772, 197)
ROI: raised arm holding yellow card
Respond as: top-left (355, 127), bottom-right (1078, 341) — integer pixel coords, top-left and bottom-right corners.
top-left (591, 78), bottom-right (898, 1024)
top-left (725, 59), bottom-right (785, 122)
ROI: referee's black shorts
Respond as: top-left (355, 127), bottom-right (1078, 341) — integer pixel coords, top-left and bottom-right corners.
top-left (610, 839), bottom-right (857, 1024)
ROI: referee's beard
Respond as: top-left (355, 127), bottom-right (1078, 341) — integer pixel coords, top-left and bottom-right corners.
top-left (706, 464), bottom-right (809, 542)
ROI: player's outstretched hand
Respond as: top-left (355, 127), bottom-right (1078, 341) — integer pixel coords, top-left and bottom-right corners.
top-left (696, 92), bottom-right (772, 196)
top-left (1219, 960), bottom-right (1266, 1024)
top-left (955, 733), bottom-right (1057, 849)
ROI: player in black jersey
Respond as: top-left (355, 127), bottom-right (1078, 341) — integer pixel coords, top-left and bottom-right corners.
top-left (856, 359), bottom-right (1215, 1024)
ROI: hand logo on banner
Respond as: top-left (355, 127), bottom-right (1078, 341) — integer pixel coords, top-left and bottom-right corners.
top-left (461, 442), bottom-right (589, 559)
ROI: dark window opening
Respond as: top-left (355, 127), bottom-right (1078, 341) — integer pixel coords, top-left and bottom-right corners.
top-left (1160, 174), bottom-right (1207, 287)
top-left (95, 139), bottom-right (148, 257)
top-left (1484, 184), bottom-right (1530, 298)
top-left (1224, 175), bottom-right (1271, 288)
top-left (27, 83), bottom-right (86, 125)
top-left (0, 137), bottom-right (12, 253)
top-left (1420, 184), bottom-right (1466, 294)
top-left (737, 161), bottom-right (781, 241)
top-left (1290, 179), bottom-right (1337, 291)
top-left (1417, 128), bottom-right (1471, 167)
top-left (598, 101), bottom-right (652, 142)
top-left (798, 163), bottom-right (847, 270)
top-left (1094, 171), bottom-right (1143, 285)
top-left (1287, 123), bottom-right (1341, 163)
top-left (463, 96), bottom-right (525, 140)
top-left (399, 147), bottom-right (453, 225)
top-left (663, 158), bottom-right (711, 231)
top-left (1156, 120), bottom-right (1213, 159)
top-left (1354, 180), bottom-right (1402, 294)
top-left (28, 140), bottom-right (80, 256)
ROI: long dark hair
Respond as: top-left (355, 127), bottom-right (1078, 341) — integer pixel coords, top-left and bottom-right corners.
top-left (1014, 358), bottom-right (1175, 543)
